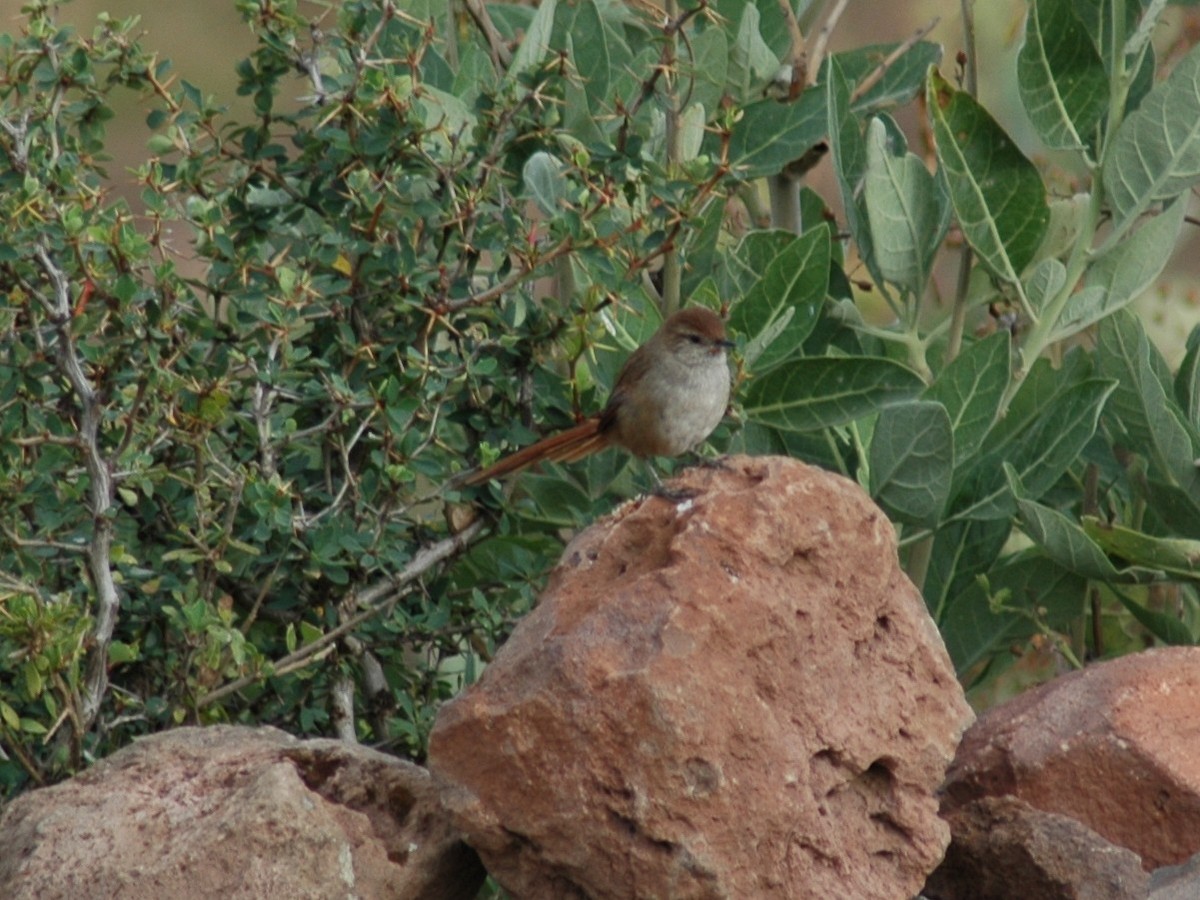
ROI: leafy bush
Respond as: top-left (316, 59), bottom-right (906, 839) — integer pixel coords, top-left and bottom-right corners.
top-left (1, 0), bottom-right (1198, 798)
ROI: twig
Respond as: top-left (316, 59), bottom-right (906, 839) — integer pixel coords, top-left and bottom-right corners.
top-left (0, 111), bottom-right (32, 170)
top-left (0, 725), bottom-right (45, 786)
top-left (1, 524), bottom-right (89, 555)
top-left (849, 18), bottom-right (942, 104)
top-left (944, 3), bottom-right (976, 368)
top-left (463, 0), bottom-right (512, 71)
top-left (960, 0), bottom-right (979, 96)
top-left (446, 235), bottom-right (577, 312)
top-left (807, 0), bottom-right (850, 87)
top-left (616, 1), bottom-right (709, 154)
top-left (775, 0), bottom-right (807, 97)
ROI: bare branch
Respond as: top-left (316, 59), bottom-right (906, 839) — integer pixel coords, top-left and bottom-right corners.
top-left (446, 235), bottom-right (577, 312)
top-left (196, 517), bottom-right (486, 708)
top-left (0, 111), bottom-right (32, 170)
top-left (776, 0), bottom-right (807, 97)
top-left (32, 243), bottom-right (121, 736)
top-left (331, 674), bottom-right (358, 743)
top-left (849, 18), bottom-right (942, 104)
top-left (807, 0), bottom-right (850, 87)
top-left (463, 0), bottom-right (513, 71)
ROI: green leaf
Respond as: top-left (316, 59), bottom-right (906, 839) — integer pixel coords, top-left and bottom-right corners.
top-left (1018, 0), bottom-right (1108, 150)
top-left (421, 87), bottom-right (478, 156)
top-left (565, 0), bottom-right (626, 105)
top-left (864, 118), bottom-right (950, 297)
top-left (869, 400), bottom-right (953, 526)
top-left (522, 151), bottom-right (567, 217)
top-left (743, 357), bottom-right (925, 432)
top-left (23, 662), bottom-right (43, 699)
top-left (1074, 0), bottom-right (1157, 108)
top-left (714, 0), bottom-right (794, 62)
top-left (719, 230), bottom-right (799, 299)
top-left (1007, 466), bottom-right (1121, 581)
top-left (147, 133), bottom-right (175, 155)
top-left (1112, 589), bottom-right (1196, 645)
top-left (1083, 517), bottom-right (1200, 582)
top-left (1177, 325), bottom-right (1200, 429)
top-left (687, 27), bottom-right (730, 119)
top-left (927, 69), bottom-right (1049, 285)
top-left (729, 226), bottom-right (830, 373)
top-left (505, 0), bottom-right (557, 81)
top-left (0, 700), bottom-right (19, 731)
top-left (832, 42), bottom-right (944, 114)
top-left (925, 518), bottom-right (1012, 620)
top-left (726, 93), bottom-right (825, 181)
top-left (518, 471), bottom-right (600, 527)
top-left (676, 101), bottom-right (706, 162)
top-left (923, 331), bottom-right (1010, 461)
top-left (1024, 258), bottom-right (1067, 317)
top-left (728, 2), bottom-right (779, 100)
top-left (951, 378), bottom-right (1117, 521)
top-left (1000, 351), bottom-right (1094, 442)
top-left (108, 641), bottom-right (140, 664)
top-left (1054, 198), bottom-right (1187, 342)
top-left (1102, 42), bottom-right (1200, 245)
top-left (1124, 0), bottom-right (1170, 66)
top-left (827, 57), bottom-right (881, 287)
top-left (299, 621), bottom-right (323, 646)
top-left (941, 555), bottom-right (1086, 675)
top-left (1097, 310), bottom-right (1200, 490)
top-left (681, 199), bottom-right (727, 295)
top-left (1145, 480), bottom-right (1200, 537)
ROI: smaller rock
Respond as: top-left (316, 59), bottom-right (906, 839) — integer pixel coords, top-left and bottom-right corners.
top-left (0, 725), bottom-right (484, 900)
top-left (1150, 850), bottom-right (1200, 900)
top-left (923, 796), bottom-right (1148, 899)
top-left (942, 646), bottom-right (1200, 869)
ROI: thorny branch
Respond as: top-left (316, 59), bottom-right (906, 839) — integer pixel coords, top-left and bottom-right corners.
top-left (616, 0), bottom-right (710, 154)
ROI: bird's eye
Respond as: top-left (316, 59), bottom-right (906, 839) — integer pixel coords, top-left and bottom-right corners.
top-left (687, 335), bottom-right (702, 344)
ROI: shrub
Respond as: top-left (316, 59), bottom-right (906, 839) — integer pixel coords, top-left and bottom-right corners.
top-left (1, 0), bottom-right (1198, 797)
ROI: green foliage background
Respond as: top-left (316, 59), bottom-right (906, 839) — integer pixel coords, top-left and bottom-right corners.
top-left (2, 0), bottom-right (1200, 798)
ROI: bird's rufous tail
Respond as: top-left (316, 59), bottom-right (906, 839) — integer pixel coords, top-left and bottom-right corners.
top-left (461, 419), bottom-right (610, 485)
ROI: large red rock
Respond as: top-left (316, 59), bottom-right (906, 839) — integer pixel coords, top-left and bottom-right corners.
top-left (428, 455), bottom-right (973, 899)
top-left (942, 646), bottom-right (1200, 870)
top-left (0, 725), bottom-right (484, 899)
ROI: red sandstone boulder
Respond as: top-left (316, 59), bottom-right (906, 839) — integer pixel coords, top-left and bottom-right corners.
top-left (428, 455), bottom-right (973, 899)
top-left (942, 646), bottom-right (1200, 870)
top-left (0, 725), bottom-right (484, 899)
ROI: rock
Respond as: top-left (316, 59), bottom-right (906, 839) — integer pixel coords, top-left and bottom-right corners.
top-left (1150, 850), bottom-right (1200, 900)
top-left (923, 796), bottom-right (1149, 899)
top-left (942, 646), bottom-right (1200, 870)
top-left (0, 725), bottom-right (484, 900)
top-left (428, 455), bottom-right (973, 899)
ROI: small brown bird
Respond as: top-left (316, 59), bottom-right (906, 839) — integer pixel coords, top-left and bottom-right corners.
top-left (463, 307), bottom-right (733, 485)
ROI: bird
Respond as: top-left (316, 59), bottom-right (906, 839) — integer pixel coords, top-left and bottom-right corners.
top-left (462, 306), bottom-right (733, 486)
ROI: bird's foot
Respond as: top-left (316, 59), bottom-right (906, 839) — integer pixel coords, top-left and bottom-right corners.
top-left (650, 483), bottom-right (698, 502)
